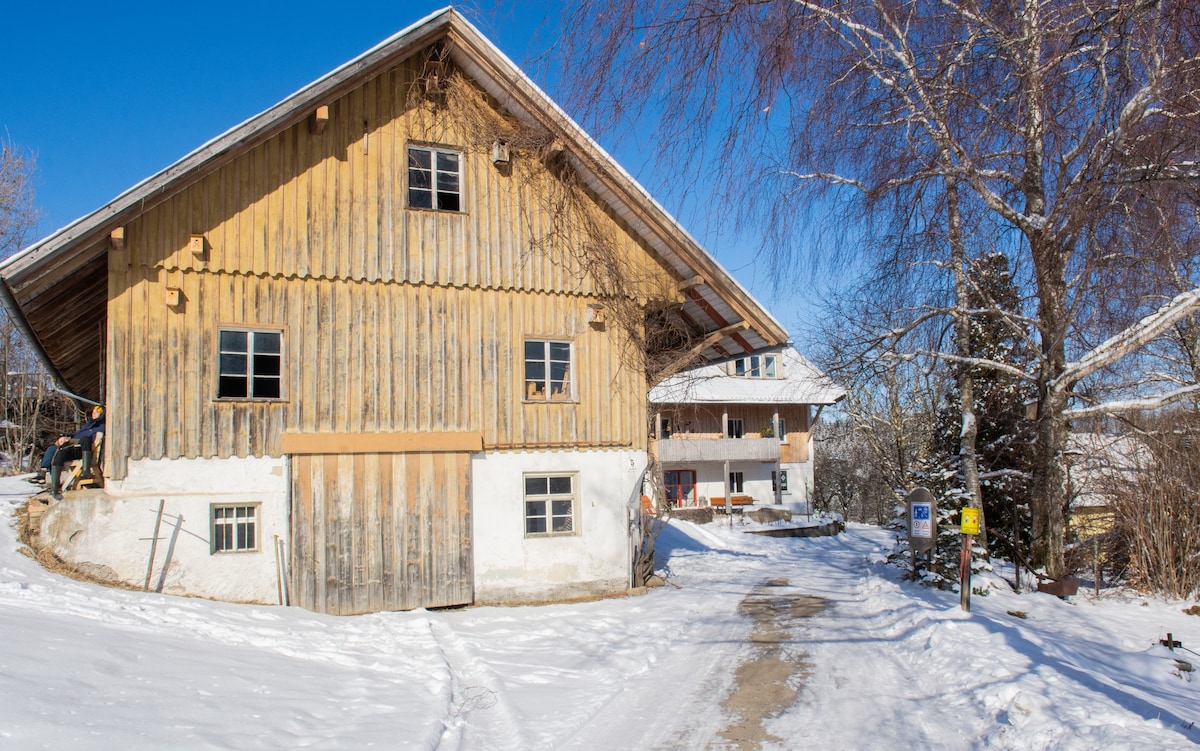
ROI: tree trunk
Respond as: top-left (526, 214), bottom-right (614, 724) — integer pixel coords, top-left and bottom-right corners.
top-left (947, 175), bottom-right (985, 551)
top-left (1030, 239), bottom-right (1070, 578)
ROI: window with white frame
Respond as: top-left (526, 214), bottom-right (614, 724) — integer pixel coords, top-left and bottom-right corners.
top-left (777, 417), bottom-right (787, 442)
top-left (524, 340), bottom-right (573, 401)
top-left (726, 418), bottom-right (744, 439)
top-left (524, 473), bottom-right (577, 536)
top-left (212, 504), bottom-right (259, 553)
top-left (218, 329), bottom-right (282, 399)
top-left (733, 354), bottom-right (778, 379)
top-left (729, 471), bottom-right (745, 494)
top-left (408, 146), bottom-right (461, 211)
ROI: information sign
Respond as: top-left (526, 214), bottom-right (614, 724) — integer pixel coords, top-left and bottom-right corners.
top-left (960, 507), bottom-right (981, 536)
top-left (905, 487), bottom-right (937, 554)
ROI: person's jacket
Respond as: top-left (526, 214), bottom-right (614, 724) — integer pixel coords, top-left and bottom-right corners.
top-left (70, 414), bottom-right (105, 442)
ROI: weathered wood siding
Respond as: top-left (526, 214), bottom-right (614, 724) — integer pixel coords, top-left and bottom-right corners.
top-left (290, 450), bottom-right (473, 614)
top-left (106, 55), bottom-right (674, 476)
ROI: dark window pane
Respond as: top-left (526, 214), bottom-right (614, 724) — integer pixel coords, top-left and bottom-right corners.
top-left (526, 499), bottom-right (546, 516)
top-left (549, 476), bottom-right (572, 494)
top-left (549, 342), bottom-right (571, 361)
top-left (552, 516), bottom-right (573, 533)
top-left (409, 188), bottom-right (432, 209)
top-left (254, 333), bottom-right (281, 354)
top-left (550, 361), bottom-right (570, 381)
top-left (408, 148), bottom-right (431, 170)
top-left (220, 353), bottom-right (247, 375)
top-left (437, 171), bottom-right (460, 192)
top-left (436, 192), bottom-right (460, 212)
top-left (525, 362), bottom-right (545, 381)
top-left (220, 330), bottom-right (247, 352)
top-left (525, 477), bottom-right (548, 495)
top-left (252, 377), bottom-right (281, 399)
top-left (409, 167), bottom-right (432, 190)
top-left (525, 341), bottom-right (545, 359)
top-left (526, 517), bottom-right (547, 534)
top-left (253, 353), bottom-right (281, 376)
top-left (218, 376), bottom-right (247, 399)
top-left (552, 499), bottom-right (573, 515)
top-left (215, 525), bottom-right (229, 551)
top-left (436, 152), bottom-right (458, 172)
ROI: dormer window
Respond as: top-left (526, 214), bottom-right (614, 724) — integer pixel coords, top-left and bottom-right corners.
top-left (733, 354), bottom-right (778, 379)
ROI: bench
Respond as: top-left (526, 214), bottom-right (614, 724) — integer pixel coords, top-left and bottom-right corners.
top-left (710, 495), bottom-right (754, 512)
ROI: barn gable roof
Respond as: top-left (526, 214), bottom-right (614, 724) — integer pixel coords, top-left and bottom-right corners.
top-left (0, 7), bottom-right (788, 401)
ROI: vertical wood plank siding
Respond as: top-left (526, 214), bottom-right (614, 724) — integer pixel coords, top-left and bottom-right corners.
top-left (290, 450), bottom-right (472, 614)
top-left (106, 57), bottom-right (669, 474)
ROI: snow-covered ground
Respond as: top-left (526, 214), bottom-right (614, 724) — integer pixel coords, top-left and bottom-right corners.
top-left (0, 475), bottom-right (1197, 750)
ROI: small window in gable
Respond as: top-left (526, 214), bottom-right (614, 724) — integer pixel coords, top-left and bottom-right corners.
top-left (732, 354), bottom-right (779, 379)
top-left (408, 146), bottom-right (461, 211)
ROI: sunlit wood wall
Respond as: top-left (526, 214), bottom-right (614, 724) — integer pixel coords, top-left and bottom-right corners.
top-left (105, 55), bottom-right (677, 477)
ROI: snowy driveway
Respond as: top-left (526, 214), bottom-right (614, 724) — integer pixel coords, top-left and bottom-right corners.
top-left (1, 476), bottom-right (1197, 749)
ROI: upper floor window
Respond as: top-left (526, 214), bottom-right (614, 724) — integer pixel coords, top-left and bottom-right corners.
top-left (726, 418), bottom-right (744, 439)
top-left (733, 354), bottom-right (778, 379)
top-left (218, 329), bottom-right (282, 399)
top-left (408, 146), bottom-right (461, 211)
top-left (525, 339), bottom-right (573, 401)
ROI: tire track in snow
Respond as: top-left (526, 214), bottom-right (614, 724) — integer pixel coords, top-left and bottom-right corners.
top-left (426, 618), bottom-right (528, 751)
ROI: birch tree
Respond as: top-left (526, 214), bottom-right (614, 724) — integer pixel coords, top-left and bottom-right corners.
top-left (560, 0), bottom-right (1200, 577)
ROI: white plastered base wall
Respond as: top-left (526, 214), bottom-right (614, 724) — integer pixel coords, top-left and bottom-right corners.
top-left (470, 449), bottom-right (647, 605)
top-left (38, 456), bottom-right (288, 604)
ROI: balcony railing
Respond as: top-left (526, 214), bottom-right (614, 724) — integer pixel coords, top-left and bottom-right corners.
top-left (655, 436), bottom-right (781, 463)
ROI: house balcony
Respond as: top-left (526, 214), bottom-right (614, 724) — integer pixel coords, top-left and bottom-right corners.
top-left (654, 436), bottom-right (782, 464)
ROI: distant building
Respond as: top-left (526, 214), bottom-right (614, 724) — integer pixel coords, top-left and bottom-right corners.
top-left (649, 347), bottom-right (845, 511)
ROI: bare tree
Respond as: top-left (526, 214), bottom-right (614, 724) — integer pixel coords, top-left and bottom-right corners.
top-left (0, 139), bottom-right (73, 473)
top-left (558, 0), bottom-right (1200, 578)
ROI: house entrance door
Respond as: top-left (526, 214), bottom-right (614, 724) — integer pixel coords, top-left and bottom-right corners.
top-left (289, 450), bottom-right (474, 614)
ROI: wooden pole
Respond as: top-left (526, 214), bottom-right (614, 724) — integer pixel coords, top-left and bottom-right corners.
top-left (960, 534), bottom-right (973, 612)
top-left (274, 534), bottom-right (285, 605)
top-left (144, 499), bottom-right (165, 591)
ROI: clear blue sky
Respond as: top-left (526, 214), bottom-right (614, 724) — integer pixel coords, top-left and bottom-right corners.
top-left (1, 1), bottom-right (821, 342)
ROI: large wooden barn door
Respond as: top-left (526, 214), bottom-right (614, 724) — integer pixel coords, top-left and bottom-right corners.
top-left (289, 451), bottom-right (473, 615)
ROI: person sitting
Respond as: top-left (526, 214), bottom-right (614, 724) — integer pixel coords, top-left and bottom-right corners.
top-left (41, 405), bottom-right (105, 501)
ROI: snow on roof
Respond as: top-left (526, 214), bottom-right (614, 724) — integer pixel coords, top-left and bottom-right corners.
top-left (649, 347), bottom-right (846, 405)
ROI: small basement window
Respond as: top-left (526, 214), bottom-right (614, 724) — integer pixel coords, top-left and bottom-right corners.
top-left (212, 504), bottom-right (259, 553)
top-left (408, 146), bottom-right (462, 211)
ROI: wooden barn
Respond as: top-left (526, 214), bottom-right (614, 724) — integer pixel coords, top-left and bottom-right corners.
top-left (0, 8), bottom-right (789, 613)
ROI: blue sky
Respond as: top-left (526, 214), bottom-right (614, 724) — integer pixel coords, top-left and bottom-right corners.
top-left (1, 1), bottom-right (821, 342)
